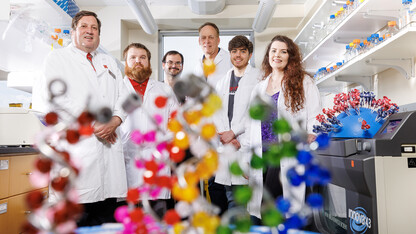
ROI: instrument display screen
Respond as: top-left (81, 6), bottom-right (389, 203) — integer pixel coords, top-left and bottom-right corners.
top-left (381, 119), bottom-right (401, 134)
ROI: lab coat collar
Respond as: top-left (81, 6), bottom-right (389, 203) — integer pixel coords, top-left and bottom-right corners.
top-left (202, 47), bottom-right (226, 65)
top-left (68, 43), bottom-right (98, 58)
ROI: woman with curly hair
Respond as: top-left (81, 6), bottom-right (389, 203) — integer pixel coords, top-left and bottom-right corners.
top-left (248, 35), bottom-right (321, 218)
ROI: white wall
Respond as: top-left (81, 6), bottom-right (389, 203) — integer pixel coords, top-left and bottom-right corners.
top-left (377, 68), bottom-right (416, 106)
top-left (83, 3), bottom-right (311, 78)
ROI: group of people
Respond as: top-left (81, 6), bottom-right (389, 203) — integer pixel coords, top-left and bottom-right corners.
top-left (32, 10), bottom-right (321, 227)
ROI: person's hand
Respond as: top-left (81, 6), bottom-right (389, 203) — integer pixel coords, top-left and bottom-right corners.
top-left (307, 134), bottom-right (317, 144)
top-left (218, 130), bottom-right (235, 144)
top-left (94, 116), bottom-right (122, 144)
top-left (230, 138), bottom-right (241, 150)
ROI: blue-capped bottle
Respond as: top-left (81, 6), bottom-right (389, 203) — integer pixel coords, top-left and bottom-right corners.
top-left (399, 0), bottom-right (413, 29)
top-left (344, 44), bottom-right (352, 62)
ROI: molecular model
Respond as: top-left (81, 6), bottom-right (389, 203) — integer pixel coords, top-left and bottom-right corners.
top-left (313, 89), bottom-right (399, 138)
top-left (25, 63), bottom-right (331, 234)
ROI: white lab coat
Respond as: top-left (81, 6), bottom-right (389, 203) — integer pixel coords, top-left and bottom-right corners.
top-left (213, 65), bottom-right (261, 185)
top-left (32, 44), bottom-right (129, 204)
top-left (248, 74), bottom-right (321, 216)
top-left (213, 65), bottom-right (262, 218)
top-left (194, 47), bottom-right (233, 87)
top-left (120, 77), bottom-right (178, 199)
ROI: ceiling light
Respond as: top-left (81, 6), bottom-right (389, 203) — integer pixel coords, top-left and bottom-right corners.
top-left (187, 0), bottom-right (226, 15)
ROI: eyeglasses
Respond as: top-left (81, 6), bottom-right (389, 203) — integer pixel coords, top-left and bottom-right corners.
top-left (165, 61), bottom-right (182, 66)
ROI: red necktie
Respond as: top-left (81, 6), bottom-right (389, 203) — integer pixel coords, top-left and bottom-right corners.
top-left (87, 53), bottom-right (96, 71)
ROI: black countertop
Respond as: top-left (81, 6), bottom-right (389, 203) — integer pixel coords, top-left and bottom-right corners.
top-left (0, 146), bottom-right (38, 156)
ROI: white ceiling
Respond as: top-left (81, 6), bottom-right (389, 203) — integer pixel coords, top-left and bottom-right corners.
top-left (74, 0), bottom-right (309, 7)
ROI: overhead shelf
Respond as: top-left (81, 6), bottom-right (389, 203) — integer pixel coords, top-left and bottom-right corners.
top-left (294, 0), bottom-right (415, 92)
top-left (316, 26), bottom-right (416, 89)
top-left (11, 0), bottom-right (72, 27)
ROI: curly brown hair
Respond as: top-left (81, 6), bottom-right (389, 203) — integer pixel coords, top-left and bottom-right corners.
top-left (261, 35), bottom-right (306, 113)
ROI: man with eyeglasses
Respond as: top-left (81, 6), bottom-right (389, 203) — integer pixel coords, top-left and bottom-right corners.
top-left (162, 50), bottom-right (184, 88)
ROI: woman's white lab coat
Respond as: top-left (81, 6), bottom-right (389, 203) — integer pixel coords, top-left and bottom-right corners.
top-left (248, 74), bottom-right (321, 216)
top-left (120, 77), bottom-right (178, 199)
top-left (32, 44), bottom-right (129, 204)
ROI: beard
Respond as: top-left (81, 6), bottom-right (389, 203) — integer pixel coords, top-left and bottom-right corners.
top-left (167, 67), bottom-right (182, 77)
top-left (125, 63), bottom-right (152, 83)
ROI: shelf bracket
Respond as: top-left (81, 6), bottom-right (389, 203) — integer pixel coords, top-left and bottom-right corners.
top-left (366, 58), bottom-right (415, 80)
top-left (318, 85), bottom-right (346, 94)
top-left (333, 36), bottom-right (368, 44)
top-left (335, 75), bottom-right (374, 91)
top-left (362, 10), bottom-right (399, 21)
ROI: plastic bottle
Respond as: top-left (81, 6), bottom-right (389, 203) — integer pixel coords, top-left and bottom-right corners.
top-left (362, 39), bottom-right (368, 53)
top-left (378, 36), bottom-right (384, 44)
top-left (326, 15), bottom-right (336, 34)
top-left (337, 7), bottom-right (344, 21)
top-left (385, 21), bottom-right (399, 39)
top-left (307, 35), bottom-right (316, 53)
top-left (366, 36), bottom-right (373, 49)
top-left (351, 39), bottom-right (361, 58)
top-left (62, 29), bottom-right (71, 46)
top-left (356, 42), bottom-right (362, 54)
top-left (371, 34), bottom-right (380, 48)
top-left (352, 0), bottom-right (359, 9)
top-left (348, 42), bottom-right (354, 58)
top-left (399, 0), bottom-right (413, 29)
top-left (54, 28), bottom-right (63, 47)
top-left (344, 44), bottom-right (352, 62)
top-left (313, 22), bottom-right (325, 41)
top-left (349, 0), bottom-right (356, 11)
top-left (334, 12), bottom-right (340, 27)
top-left (346, 1), bottom-right (353, 15)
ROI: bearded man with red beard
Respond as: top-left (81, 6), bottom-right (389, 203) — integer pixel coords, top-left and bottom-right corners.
top-left (120, 43), bottom-right (178, 218)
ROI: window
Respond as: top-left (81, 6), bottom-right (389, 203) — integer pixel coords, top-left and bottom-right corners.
top-left (158, 30), bottom-right (254, 82)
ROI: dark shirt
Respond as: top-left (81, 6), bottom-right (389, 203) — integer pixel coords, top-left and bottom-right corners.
top-left (228, 71), bottom-right (242, 126)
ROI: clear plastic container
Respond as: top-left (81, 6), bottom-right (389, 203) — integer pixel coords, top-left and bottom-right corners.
top-left (349, 0), bottom-right (356, 10)
top-left (351, 39), bottom-right (361, 58)
top-left (358, 42), bottom-right (365, 54)
top-left (53, 28), bottom-right (63, 47)
top-left (326, 15), bottom-right (336, 34)
top-left (344, 44), bottom-right (352, 62)
top-left (306, 35), bottom-right (316, 54)
top-left (385, 21), bottom-right (399, 39)
top-left (336, 62), bottom-right (343, 70)
top-left (62, 29), bottom-right (71, 47)
top-left (338, 7), bottom-right (345, 20)
top-left (371, 34), bottom-right (380, 47)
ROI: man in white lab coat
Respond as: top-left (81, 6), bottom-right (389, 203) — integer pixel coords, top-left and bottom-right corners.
top-left (120, 43), bottom-right (178, 218)
top-left (194, 22), bottom-right (232, 215)
top-left (162, 50), bottom-right (184, 88)
top-left (213, 35), bottom-right (262, 222)
top-left (32, 11), bottom-right (129, 226)
top-left (194, 22), bottom-right (233, 88)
